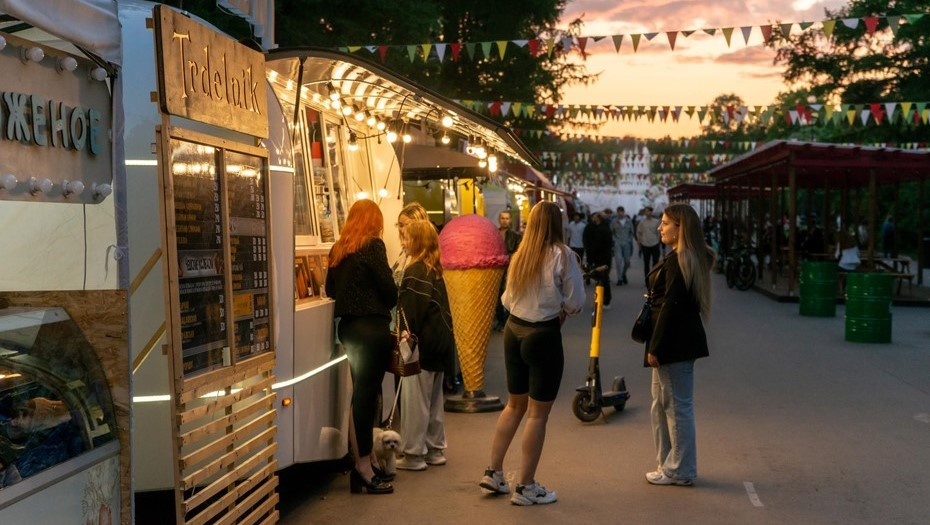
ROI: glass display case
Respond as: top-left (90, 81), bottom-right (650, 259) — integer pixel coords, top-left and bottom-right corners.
top-left (295, 248), bottom-right (330, 308)
top-left (0, 307), bottom-right (116, 492)
top-left (297, 108), bottom-right (350, 245)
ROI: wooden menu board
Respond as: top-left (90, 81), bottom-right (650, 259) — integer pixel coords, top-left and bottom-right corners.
top-left (170, 140), bottom-right (228, 376)
top-left (166, 135), bottom-right (273, 378)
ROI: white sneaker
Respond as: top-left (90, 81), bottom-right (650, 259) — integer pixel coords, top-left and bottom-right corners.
top-left (396, 455), bottom-right (427, 471)
top-left (479, 468), bottom-right (510, 494)
top-left (645, 470), bottom-right (693, 486)
top-left (510, 481), bottom-right (557, 505)
top-left (425, 449), bottom-right (447, 466)
top-left (602, 303), bottom-right (612, 310)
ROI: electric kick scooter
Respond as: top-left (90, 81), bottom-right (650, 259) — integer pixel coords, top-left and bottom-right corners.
top-left (572, 265), bottom-right (630, 422)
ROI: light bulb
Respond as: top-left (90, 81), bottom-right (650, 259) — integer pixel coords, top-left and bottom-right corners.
top-left (354, 110), bottom-right (365, 121)
top-left (479, 160), bottom-right (487, 168)
top-left (341, 105), bottom-right (353, 116)
top-left (347, 132), bottom-right (359, 151)
top-left (331, 99), bottom-right (342, 110)
top-left (90, 67), bottom-right (108, 81)
top-left (1, 174), bottom-right (17, 191)
top-left (92, 182), bottom-right (112, 200)
top-left (441, 115), bottom-right (454, 127)
top-left (62, 180), bottom-right (85, 197)
top-left (378, 188), bottom-right (389, 198)
top-left (22, 46), bottom-right (45, 63)
top-left (402, 134), bottom-right (412, 143)
top-left (366, 115), bottom-right (377, 127)
top-left (29, 177), bottom-right (53, 194)
top-left (440, 133), bottom-right (450, 145)
top-left (387, 131), bottom-right (398, 143)
top-left (376, 121), bottom-right (386, 131)
top-left (56, 56), bottom-right (78, 73)
top-left (355, 191), bottom-right (370, 200)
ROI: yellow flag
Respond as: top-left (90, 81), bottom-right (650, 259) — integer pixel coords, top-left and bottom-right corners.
top-left (722, 27), bottom-right (734, 47)
top-left (822, 20), bottom-right (837, 38)
top-left (496, 41), bottom-right (508, 59)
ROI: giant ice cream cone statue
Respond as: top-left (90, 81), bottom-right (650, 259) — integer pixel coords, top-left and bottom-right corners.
top-left (439, 214), bottom-right (509, 412)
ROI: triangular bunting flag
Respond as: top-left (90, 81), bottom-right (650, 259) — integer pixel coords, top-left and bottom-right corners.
top-left (407, 45), bottom-right (417, 62)
top-left (740, 26), bottom-right (753, 44)
top-left (480, 41), bottom-right (493, 58)
top-left (888, 17), bottom-right (901, 36)
top-left (667, 31), bottom-right (678, 50)
top-left (780, 23), bottom-right (793, 38)
top-left (577, 37), bottom-right (588, 54)
top-left (496, 40), bottom-right (508, 59)
top-left (378, 45), bottom-right (388, 62)
top-left (903, 14), bottom-right (925, 25)
top-left (500, 102), bottom-right (512, 117)
top-left (612, 34), bottom-right (624, 52)
top-left (859, 108), bottom-right (871, 126)
top-left (884, 102), bottom-right (897, 123)
top-left (512, 102), bottom-right (523, 117)
top-left (760, 24), bottom-right (773, 43)
top-left (822, 19), bottom-right (837, 38)
top-left (546, 37), bottom-right (556, 57)
top-left (644, 32), bottom-right (658, 41)
top-left (870, 103), bottom-right (886, 124)
top-left (722, 27), bottom-right (735, 47)
top-left (863, 16), bottom-right (879, 35)
top-left (799, 22), bottom-right (814, 30)
top-left (681, 30), bottom-right (696, 37)
top-left (561, 36), bottom-right (574, 52)
top-left (347, 46), bottom-right (361, 53)
top-left (841, 18), bottom-right (860, 29)
top-left (703, 28), bottom-right (717, 36)
top-left (631, 34), bottom-right (642, 52)
top-left (420, 44), bottom-right (432, 61)
top-left (434, 43), bottom-right (447, 63)
top-left (364, 46), bottom-right (377, 53)
top-left (512, 39), bottom-right (529, 48)
top-left (901, 102), bottom-right (913, 119)
top-left (528, 39), bottom-right (540, 56)
top-left (451, 43), bottom-right (462, 61)
top-left (465, 42), bottom-right (477, 60)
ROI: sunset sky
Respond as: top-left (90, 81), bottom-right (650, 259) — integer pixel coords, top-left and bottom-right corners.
top-left (558, 0), bottom-right (850, 139)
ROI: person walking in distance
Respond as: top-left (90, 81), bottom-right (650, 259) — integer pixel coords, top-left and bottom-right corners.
top-left (325, 200), bottom-right (397, 495)
top-left (566, 212), bottom-right (586, 263)
top-left (637, 207), bottom-right (661, 281)
top-left (479, 201), bottom-right (585, 505)
top-left (493, 209), bottom-right (522, 331)
top-left (611, 206), bottom-right (634, 285)
top-left (642, 203), bottom-right (714, 487)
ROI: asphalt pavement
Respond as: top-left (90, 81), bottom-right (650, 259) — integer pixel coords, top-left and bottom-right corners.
top-left (278, 255), bottom-right (930, 525)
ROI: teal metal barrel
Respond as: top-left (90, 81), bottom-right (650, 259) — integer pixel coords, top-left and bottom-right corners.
top-left (844, 273), bottom-right (893, 343)
top-left (799, 261), bottom-right (838, 317)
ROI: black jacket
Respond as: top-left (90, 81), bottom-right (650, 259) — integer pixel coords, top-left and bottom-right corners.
top-left (326, 238), bottom-right (397, 321)
top-left (644, 251), bottom-right (709, 367)
top-left (398, 261), bottom-right (455, 373)
top-left (583, 221), bottom-right (613, 266)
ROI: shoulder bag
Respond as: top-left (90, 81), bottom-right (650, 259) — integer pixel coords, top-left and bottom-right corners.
top-left (389, 308), bottom-right (420, 376)
top-left (630, 289), bottom-right (654, 344)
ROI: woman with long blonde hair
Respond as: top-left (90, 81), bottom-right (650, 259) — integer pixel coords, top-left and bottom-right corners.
top-left (642, 203), bottom-right (715, 487)
top-left (394, 220), bottom-right (455, 471)
top-left (325, 199), bottom-right (397, 494)
top-left (479, 201), bottom-right (585, 506)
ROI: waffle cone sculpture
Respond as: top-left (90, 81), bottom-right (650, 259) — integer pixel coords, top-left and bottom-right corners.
top-left (439, 215), bottom-right (509, 394)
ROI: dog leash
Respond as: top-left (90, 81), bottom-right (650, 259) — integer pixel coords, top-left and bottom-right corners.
top-left (386, 380), bottom-right (402, 430)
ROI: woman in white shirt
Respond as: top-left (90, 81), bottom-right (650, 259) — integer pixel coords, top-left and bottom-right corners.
top-left (478, 201), bottom-right (585, 506)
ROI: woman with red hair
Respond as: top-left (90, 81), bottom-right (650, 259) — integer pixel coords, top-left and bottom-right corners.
top-left (326, 199), bottom-right (397, 494)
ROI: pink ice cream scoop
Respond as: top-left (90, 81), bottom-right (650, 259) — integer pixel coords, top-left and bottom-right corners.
top-left (439, 214), bottom-right (509, 270)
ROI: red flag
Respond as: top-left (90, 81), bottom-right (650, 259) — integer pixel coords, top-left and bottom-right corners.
top-left (760, 25), bottom-right (773, 43)
top-left (451, 43), bottom-right (462, 61)
top-left (489, 101), bottom-right (502, 116)
top-left (528, 38), bottom-right (540, 56)
top-left (870, 103), bottom-right (885, 124)
top-left (577, 37), bottom-right (588, 55)
top-left (863, 17), bottom-right (879, 35)
top-left (378, 45), bottom-right (388, 62)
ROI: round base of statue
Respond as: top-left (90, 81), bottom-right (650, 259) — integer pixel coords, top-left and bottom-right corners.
top-left (444, 390), bottom-right (503, 413)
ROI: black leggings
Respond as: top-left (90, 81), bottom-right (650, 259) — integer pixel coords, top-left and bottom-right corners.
top-left (339, 316), bottom-right (393, 457)
top-left (503, 316), bottom-right (564, 402)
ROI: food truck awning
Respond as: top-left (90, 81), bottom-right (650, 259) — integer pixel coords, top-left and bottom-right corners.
top-left (265, 48), bottom-right (539, 169)
top-left (399, 143), bottom-right (488, 180)
top-left (0, 0), bottom-right (122, 65)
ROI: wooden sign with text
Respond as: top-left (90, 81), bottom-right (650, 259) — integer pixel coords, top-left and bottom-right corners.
top-left (153, 5), bottom-right (268, 138)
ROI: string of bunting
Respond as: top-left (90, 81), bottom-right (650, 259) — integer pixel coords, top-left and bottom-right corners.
top-left (336, 13), bottom-right (926, 62)
top-left (555, 172), bottom-right (713, 189)
top-left (454, 99), bottom-right (930, 128)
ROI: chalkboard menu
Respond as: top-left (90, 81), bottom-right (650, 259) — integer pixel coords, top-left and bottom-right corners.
top-left (226, 151), bottom-right (272, 361)
top-left (171, 140), bottom-right (228, 376)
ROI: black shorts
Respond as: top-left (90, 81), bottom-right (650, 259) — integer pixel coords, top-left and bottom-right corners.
top-left (503, 315), bottom-right (564, 402)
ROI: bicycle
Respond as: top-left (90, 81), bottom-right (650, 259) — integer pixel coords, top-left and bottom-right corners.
top-left (724, 242), bottom-right (756, 291)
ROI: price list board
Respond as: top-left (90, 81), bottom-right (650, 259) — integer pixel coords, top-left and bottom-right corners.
top-left (226, 151), bottom-right (272, 361)
top-left (170, 140), bottom-right (228, 377)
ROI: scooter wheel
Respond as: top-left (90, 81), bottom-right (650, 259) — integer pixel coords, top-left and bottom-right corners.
top-left (572, 391), bottom-right (601, 422)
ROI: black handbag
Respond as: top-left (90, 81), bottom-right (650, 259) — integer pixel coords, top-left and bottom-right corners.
top-left (389, 308), bottom-right (420, 376)
top-left (631, 290), bottom-right (654, 344)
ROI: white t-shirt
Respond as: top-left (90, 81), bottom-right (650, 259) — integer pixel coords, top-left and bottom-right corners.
top-left (567, 221), bottom-right (586, 249)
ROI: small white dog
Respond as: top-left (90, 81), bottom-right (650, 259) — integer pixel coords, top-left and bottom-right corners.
top-left (372, 427), bottom-right (402, 476)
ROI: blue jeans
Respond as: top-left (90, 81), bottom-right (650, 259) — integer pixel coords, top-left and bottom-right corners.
top-left (651, 360), bottom-right (697, 480)
top-left (613, 242), bottom-right (632, 282)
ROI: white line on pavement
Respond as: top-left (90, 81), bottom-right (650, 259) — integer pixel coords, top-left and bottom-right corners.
top-left (744, 481), bottom-right (764, 507)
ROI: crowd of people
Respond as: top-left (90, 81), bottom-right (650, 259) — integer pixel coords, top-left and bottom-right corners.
top-left (326, 198), bottom-right (715, 503)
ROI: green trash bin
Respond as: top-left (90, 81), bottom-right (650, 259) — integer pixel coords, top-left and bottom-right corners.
top-left (845, 272), bottom-right (893, 343)
top-left (799, 261), bottom-right (838, 317)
